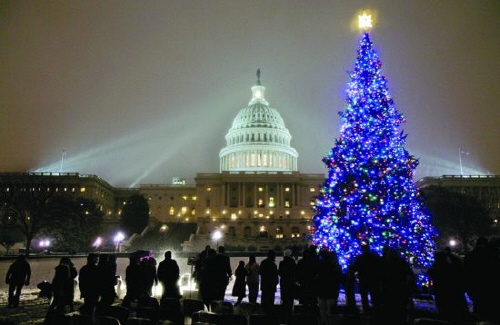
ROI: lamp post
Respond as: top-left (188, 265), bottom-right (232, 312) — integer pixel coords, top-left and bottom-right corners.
top-left (114, 232), bottom-right (125, 252)
top-left (93, 237), bottom-right (102, 251)
top-left (212, 230), bottom-right (222, 249)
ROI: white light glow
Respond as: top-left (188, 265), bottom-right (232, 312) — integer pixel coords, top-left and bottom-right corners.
top-left (212, 229), bottom-right (222, 241)
top-left (358, 13), bottom-right (373, 29)
top-left (114, 232), bottom-right (125, 243)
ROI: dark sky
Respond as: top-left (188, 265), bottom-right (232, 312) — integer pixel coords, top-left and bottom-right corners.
top-left (1, 1), bottom-right (499, 188)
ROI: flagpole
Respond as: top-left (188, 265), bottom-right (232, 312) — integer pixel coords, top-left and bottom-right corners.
top-left (60, 149), bottom-right (66, 173)
top-left (459, 148), bottom-right (468, 176)
top-left (459, 148), bottom-right (463, 176)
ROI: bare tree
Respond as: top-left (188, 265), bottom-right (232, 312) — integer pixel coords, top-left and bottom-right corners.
top-left (0, 185), bottom-right (56, 255)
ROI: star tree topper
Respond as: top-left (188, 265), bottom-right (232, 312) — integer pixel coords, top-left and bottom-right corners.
top-left (358, 12), bottom-right (373, 30)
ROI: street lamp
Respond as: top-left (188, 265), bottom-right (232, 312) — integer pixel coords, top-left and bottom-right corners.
top-left (39, 239), bottom-right (50, 248)
top-left (212, 229), bottom-right (222, 249)
top-left (93, 237), bottom-right (102, 251)
top-left (39, 239), bottom-right (51, 253)
top-left (114, 232), bottom-right (125, 252)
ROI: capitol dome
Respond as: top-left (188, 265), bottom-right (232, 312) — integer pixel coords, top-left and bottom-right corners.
top-left (219, 70), bottom-right (299, 172)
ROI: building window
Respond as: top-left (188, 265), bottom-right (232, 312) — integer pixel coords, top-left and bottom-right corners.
top-left (275, 227), bottom-right (284, 239)
top-left (229, 226), bottom-right (236, 237)
top-left (291, 227), bottom-right (300, 238)
top-left (259, 226), bottom-right (268, 238)
top-left (258, 198), bottom-right (265, 208)
top-left (268, 197), bottom-right (275, 208)
top-left (169, 206), bottom-right (174, 216)
top-left (244, 227), bottom-right (251, 237)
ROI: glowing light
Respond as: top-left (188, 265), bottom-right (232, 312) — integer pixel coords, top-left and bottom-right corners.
top-left (212, 229), bottom-right (222, 241)
top-left (358, 12), bottom-right (373, 30)
top-left (39, 239), bottom-right (51, 248)
top-left (93, 237), bottom-right (102, 248)
top-left (212, 229), bottom-right (223, 248)
top-left (114, 232), bottom-right (125, 243)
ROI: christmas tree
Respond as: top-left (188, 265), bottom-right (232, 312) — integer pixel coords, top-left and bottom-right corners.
top-left (313, 20), bottom-right (437, 285)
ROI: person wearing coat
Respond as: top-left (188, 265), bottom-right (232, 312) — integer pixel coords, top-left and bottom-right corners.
top-left (245, 255), bottom-right (260, 303)
top-left (278, 249), bottom-right (296, 313)
top-left (157, 250), bottom-right (181, 299)
top-left (50, 257), bottom-right (77, 313)
top-left (232, 261), bottom-right (248, 305)
top-left (259, 250), bottom-right (279, 313)
top-left (5, 255), bottom-right (31, 308)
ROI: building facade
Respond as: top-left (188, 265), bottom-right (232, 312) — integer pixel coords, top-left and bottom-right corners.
top-left (417, 174), bottom-right (500, 225)
top-left (139, 73), bottom-right (324, 252)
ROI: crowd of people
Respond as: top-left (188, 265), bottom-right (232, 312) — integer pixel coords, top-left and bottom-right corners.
top-left (190, 243), bottom-right (417, 325)
top-left (428, 237), bottom-right (500, 324)
top-left (3, 237), bottom-right (500, 325)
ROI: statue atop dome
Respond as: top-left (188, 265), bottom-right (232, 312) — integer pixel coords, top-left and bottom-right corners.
top-left (256, 68), bottom-right (261, 85)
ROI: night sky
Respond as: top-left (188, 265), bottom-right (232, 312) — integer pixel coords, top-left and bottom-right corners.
top-left (1, 1), bottom-right (499, 188)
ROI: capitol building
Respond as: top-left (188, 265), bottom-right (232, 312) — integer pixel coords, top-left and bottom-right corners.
top-left (142, 72), bottom-right (324, 252)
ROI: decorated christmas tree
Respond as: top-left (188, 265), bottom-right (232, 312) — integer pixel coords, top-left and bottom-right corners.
top-left (313, 15), bottom-right (437, 285)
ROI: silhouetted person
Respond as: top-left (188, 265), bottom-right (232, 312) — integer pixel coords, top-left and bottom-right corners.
top-left (379, 246), bottom-right (416, 325)
top-left (49, 257), bottom-right (77, 314)
top-left (428, 250), bottom-right (470, 324)
top-left (245, 255), bottom-right (260, 303)
top-left (157, 250), bottom-right (181, 299)
top-left (211, 246), bottom-right (232, 301)
top-left (232, 260), bottom-right (248, 306)
top-left (122, 253), bottom-right (143, 307)
top-left (193, 245), bottom-right (211, 288)
top-left (464, 237), bottom-right (500, 322)
top-left (343, 263), bottom-right (358, 313)
top-left (97, 254), bottom-right (118, 306)
top-left (296, 245), bottom-right (320, 307)
top-left (278, 249), bottom-right (296, 313)
top-left (5, 255), bottom-right (31, 308)
top-left (200, 248), bottom-right (217, 309)
top-left (259, 250), bottom-right (279, 313)
top-left (66, 257), bottom-right (78, 312)
top-left (317, 248), bottom-right (342, 325)
top-left (79, 253), bottom-right (100, 315)
top-left (349, 242), bottom-right (382, 314)
top-left (143, 256), bottom-right (158, 297)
